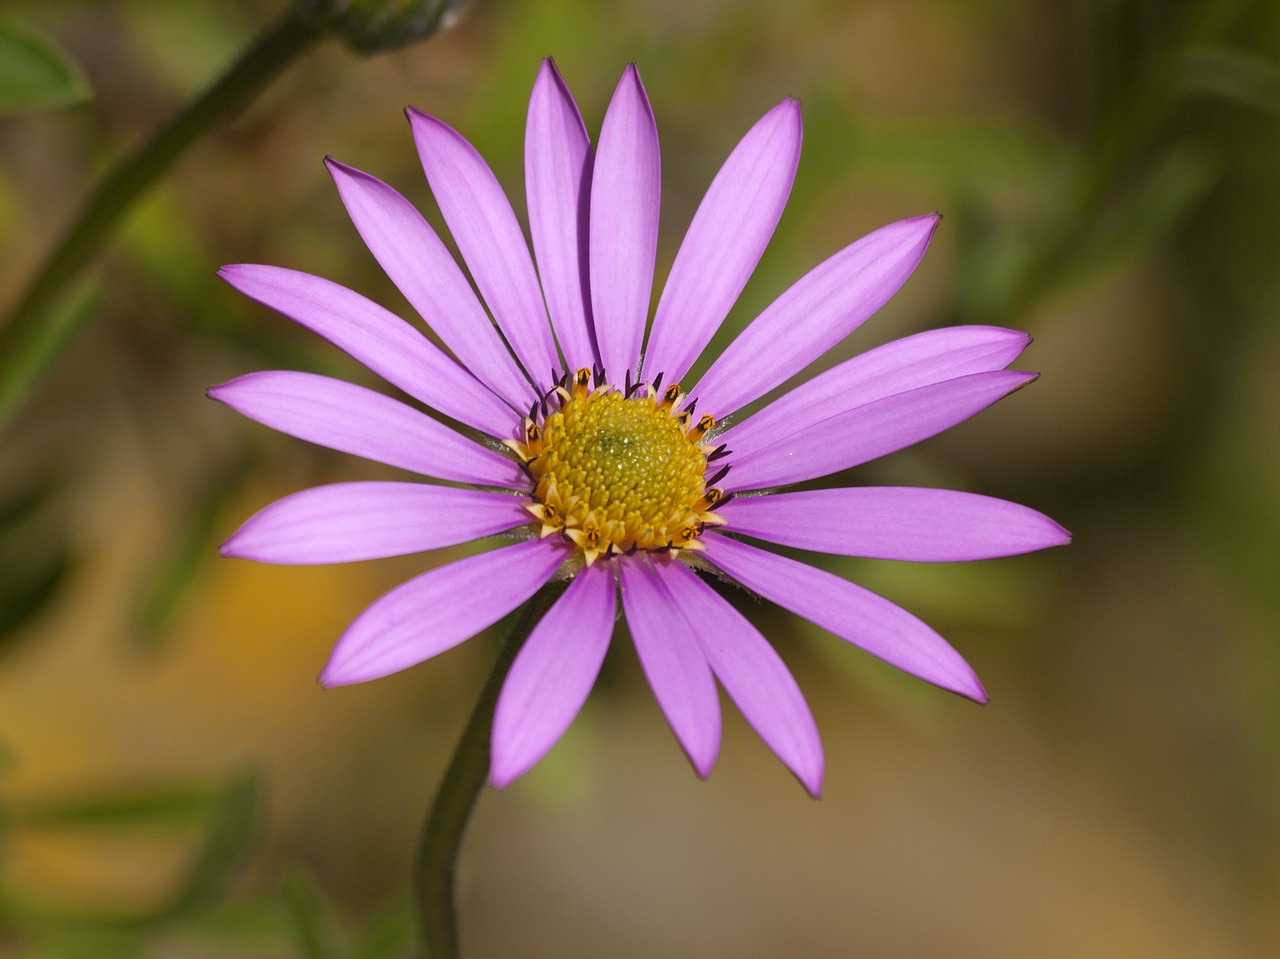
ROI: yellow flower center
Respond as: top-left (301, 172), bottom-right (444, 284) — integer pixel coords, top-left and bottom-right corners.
top-left (506, 369), bottom-right (727, 565)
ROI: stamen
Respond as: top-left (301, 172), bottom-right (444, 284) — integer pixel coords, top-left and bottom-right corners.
top-left (508, 371), bottom-right (729, 561)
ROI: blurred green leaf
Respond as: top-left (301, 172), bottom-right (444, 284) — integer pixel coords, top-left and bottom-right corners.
top-left (1177, 45), bottom-right (1280, 115)
top-left (282, 867), bottom-right (346, 959)
top-left (0, 279), bottom-right (102, 433)
top-left (163, 772), bottom-right (259, 920)
top-left (10, 782), bottom-right (229, 831)
top-left (0, 14), bottom-right (91, 115)
top-left (0, 477), bottom-right (72, 649)
top-left (1071, 143), bottom-right (1220, 286)
top-left (351, 901), bottom-right (414, 959)
top-left (135, 454), bottom-right (252, 649)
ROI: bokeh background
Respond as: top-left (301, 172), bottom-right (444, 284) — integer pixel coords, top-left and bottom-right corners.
top-left (2, 0), bottom-right (1279, 956)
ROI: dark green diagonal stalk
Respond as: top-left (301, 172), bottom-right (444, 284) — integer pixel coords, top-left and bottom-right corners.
top-left (414, 581), bottom-right (565, 959)
top-left (0, 0), bottom-right (467, 433)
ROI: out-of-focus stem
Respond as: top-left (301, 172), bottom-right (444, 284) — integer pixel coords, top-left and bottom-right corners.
top-left (0, 7), bottom-right (326, 432)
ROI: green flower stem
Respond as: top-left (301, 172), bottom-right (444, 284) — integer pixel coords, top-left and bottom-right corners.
top-left (0, 5), bottom-right (327, 432)
top-left (414, 581), bottom-right (565, 959)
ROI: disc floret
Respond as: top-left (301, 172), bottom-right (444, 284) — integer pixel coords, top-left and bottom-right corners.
top-left (505, 369), bottom-right (727, 565)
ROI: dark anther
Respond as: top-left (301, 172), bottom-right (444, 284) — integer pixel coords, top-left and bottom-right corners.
top-left (651, 371), bottom-right (664, 394)
top-left (593, 363), bottom-right (605, 387)
top-left (528, 401), bottom-right (539, 422)
top-left (707, 465), bottom-right (731, 487)
top-left (706, 444), bottom-right (731, 462)
top-left (624, 368), bottom-right (634, 396)
top-left (684, 397), bottom-right (698, 417)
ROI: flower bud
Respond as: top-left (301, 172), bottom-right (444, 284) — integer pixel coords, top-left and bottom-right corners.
top-left (303, 0), bottom-right (468, 53)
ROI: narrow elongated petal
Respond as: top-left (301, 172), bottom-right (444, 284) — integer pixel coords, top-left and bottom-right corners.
top-left (703, 534), bottom-right (986, 701)
top-left (721, 487), bottom-right (1072, 561)
top-left (219, 264), bottom-right (519, 438)
top-left (643, 99), bottom-right (802, 385)
top-left (725, 370), bottom-right (1038, 491)
top-left (221, 482), bottom-right (532, 564)
top-left (692, 214), bottom-right (940, 417)
top-left (408, 109), bottom-right (561, 384)
top-left (208, 371), bottom-right (524, 489)
top-left (490, 564), bottom-right (616, 788)
top-left (722, 325), bottom-right (1030, 460)
top-left (526, 58), bottom-right (596, 372)
top-left (656, 559), bottom-right (823, 797)
top-left (326, 159), bottom-right (535, 408)
top-left (320, 538), bottom-right (568, 686)
top-left (590, 65), bottom-right (660, 383)
top-left (618, 556), bottom-right (720, 777)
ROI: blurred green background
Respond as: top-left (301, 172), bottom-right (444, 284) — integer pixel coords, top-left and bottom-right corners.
top-left (2, 0), bottom-right (1278, 956)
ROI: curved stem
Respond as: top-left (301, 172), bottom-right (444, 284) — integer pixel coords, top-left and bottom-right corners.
top-left (413, 581), bottom-right (565, 959)
top-left (0, 5), bottom-right (327, 431)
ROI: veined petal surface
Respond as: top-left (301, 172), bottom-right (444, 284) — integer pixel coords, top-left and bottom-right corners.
top-left (408, 108), bottom-right (561, 385)
top-left (725, 370), bottom-right (1038, 491)
top-left (321, 538), bottom-right (568, 686)
top-left (618, 555), bottom-right (720, 777)
top-left (221, 482), bottom-right (531, 564)
top-left (590, 65), bottom-right (660, 383)
top-left (703, 534), bottom-right (986, 701)
top-left (721, 487), bottom-right (1072, 562)
top-left (208, 371), bottom-right (524, 489)
top-left (693, 214), bottom-right (940, 417)
top-left (526, 58), bottom-right (596, 373)
top-left (219, 264), bottom-right (518, 438)
top-left (643, 98), bottom-right (802, 385)
top-left (490, 563), bottom-right (616, 788)
top-left (655, 559), bottom-right (823, 797)
top-left (722, 325), bottom-right (1030, 460)
top-left (326, 159), bottom-right (535, 408)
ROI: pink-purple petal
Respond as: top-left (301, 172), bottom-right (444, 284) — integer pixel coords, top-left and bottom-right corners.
top-left (320, 538), bottom-right (568, 687)
top-left (325, 159), bottom-right (535, 408)
top-left (208, 371), bottom-right (524, 489)
top-left (655, 559), bottom-right (823, 798)
top-left (490, 564), bottom-right (617, 788)
top-left (721, 325), bottom-right (1031, 460)
top-left (219, 264), bottom-right (519, 438)
top-left (526, 58), bottom-right (597, 373)
top-left (618, 555), bottom-right (721, 777)
top-left (590, 65), bottom-right (660, 384)
top-left (724, 369), bottom-right (1038, 491)
top-left (692, 214), bottom-right (941, 418)
top-left (703, 534), bottom-right (987, 702)
top-left (643, 98), bottom-right (802, 385)
top-left (721, 487), bottom-right (1072, 562)
top-left (221, 482), bottom-right (531, 565)
top-left (408, 109), bottom-right (561, 385)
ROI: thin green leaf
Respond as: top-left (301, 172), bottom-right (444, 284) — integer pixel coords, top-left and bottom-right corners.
top-left (134, 454), bottom-right (253, 650)
top-left (1073, 143), bottom-right (1221, 283)
top-left (282, 867), bottom-right (346, 959)
top-left (0, 279), bottom-right (101, 431)
top-left (1177, 45), bottom-right (1280, 115)
top-left (351, 901), bottom-right (414, 959)
top-left (162, 772), bottom-right (260, 920)
top-left (0, 15), bottom-right (91, 114)
top-left (10, 783), bottom-right (227, 831)
top-left (0, 549), bottom-right (68, 646)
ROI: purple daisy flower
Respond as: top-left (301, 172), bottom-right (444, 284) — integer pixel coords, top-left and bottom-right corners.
top-left (211, 60), bottom-right (1069, 798)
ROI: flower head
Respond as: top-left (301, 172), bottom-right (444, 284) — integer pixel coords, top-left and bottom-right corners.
top-left (212, 60), bottom-right (1069, 797)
